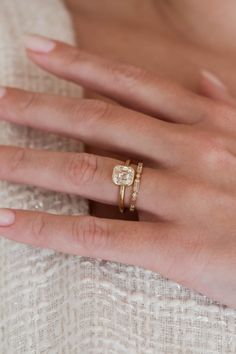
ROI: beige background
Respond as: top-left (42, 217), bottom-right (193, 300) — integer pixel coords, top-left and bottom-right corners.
top-left (0, 1), bottom-right (235, 353)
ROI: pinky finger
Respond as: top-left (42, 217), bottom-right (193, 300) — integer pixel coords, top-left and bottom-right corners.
top-left (0, 209), bottom-right (231, 307)
top-left (0, 208), bottom-right (178, 276)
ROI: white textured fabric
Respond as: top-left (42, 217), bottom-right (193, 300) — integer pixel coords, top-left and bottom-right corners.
top-left (0, 1), bottom-right (235, 353)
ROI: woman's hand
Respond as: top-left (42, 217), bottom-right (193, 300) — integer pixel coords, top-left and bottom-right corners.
top-left (0, 34), bottom-right (235, 308)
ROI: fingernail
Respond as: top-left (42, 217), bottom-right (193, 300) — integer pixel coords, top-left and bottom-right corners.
top-left (0, 209), bottom-right (15, 226)
top-left (201, 70), bottom-right (227, 91)
top-left (0, 87), bottom-right (6, 98)
top-left (23, 33), bottom-right (56, 53)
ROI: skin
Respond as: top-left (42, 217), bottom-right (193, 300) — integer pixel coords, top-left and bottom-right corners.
top-left (0, 36), bottom-right (235, 309)
top-left (64, 0), bottom-right (236, 219)
top-left (65, 0), bottom-right (236, 94)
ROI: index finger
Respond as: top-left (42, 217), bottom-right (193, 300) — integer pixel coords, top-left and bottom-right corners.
top-left (24, 34), bottom-right (209, 124)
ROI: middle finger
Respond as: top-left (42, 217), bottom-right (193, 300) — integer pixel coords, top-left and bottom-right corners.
top-left (0, 87), bottom-right (183, 166)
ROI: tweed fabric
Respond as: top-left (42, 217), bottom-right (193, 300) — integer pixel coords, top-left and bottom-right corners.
top-left (0, 1), bottom-right (235, 353)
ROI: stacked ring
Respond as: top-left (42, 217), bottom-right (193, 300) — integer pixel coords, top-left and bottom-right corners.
top-left (112, 160), bottom-right (135, 213)
top-left (129, 162), bottom-right (143, 212)
top-left (112, 160), bottom-right (143, 213)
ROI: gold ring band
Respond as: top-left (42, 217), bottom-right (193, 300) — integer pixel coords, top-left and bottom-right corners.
top-left (119, 184), bottom-right (126, 213)
top-left (112, 160), bottom-right (135, 213)
top-left (129, 162), bottom-right (143, 212)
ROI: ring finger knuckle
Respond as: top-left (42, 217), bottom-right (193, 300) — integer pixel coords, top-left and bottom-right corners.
top-left (65, 153), bottom-right (99, 187)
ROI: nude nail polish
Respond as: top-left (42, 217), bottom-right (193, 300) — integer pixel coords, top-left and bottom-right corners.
top-left (201, 70), bottom-right (227, 91)
top-left (24, 33), bottom-right (56, 53)
top-left (0, 209), bottom-right (15, 226)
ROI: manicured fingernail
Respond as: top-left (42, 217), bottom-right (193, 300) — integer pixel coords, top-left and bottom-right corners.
top-left (201, 70), bottom-right (227, 91)
top-left (0, 87), bottom-right (6, 98)
top-left (23, 33), bottom-right (56, 53)
top-left (0, 209), bottom-right (15, 226)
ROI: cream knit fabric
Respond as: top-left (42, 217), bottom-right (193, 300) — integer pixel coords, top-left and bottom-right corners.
top-left (0, 1), bottom-right (235, 353)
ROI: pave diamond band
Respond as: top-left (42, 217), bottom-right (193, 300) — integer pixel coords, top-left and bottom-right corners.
top-left (129, 162), bottom-right (143, 212)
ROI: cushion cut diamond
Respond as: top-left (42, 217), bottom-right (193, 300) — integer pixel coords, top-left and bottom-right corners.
top-left (112, 165), bottom-right (135, 186)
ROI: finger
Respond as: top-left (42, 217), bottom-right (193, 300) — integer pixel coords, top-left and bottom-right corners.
top-left (1, 208), bottom-right (233, 307)
top-left (0, 87), bottom-right (181, 165)
top-left (24, 33), bottom-right (208, 124)
top-left (0, 146), bottom-right (177, 217)
top-left (0, 208), bottom-right (192, 285)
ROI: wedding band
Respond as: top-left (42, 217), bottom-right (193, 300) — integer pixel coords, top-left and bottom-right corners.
top-left (129, 162), bottom-right (143, 212)
top-left (112, 160), bottom-right (135, 213)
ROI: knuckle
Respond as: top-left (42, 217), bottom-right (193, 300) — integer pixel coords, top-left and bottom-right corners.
top-left (19, 93), bottom-right (39, 113)
top-left (109, 62), bottom-right (148, 91)
top-left (88, 100), bottom-right (112, 122)
top-left (30, 213), bottom-right (47, 246)
top-left (194, 132), bottom-right (228, 168)
top-left (204, 143), bottom-right (229, 169)
top-left (65, 152), bottom-right (99, 187)
top-left (70, 99), bottom-right (112, 132)
top-left (72, 216), bottom-right (109, 251)
top-left (207, 102), bottom-right (236, 126)
top-left (7, 148), bottom-right (27, 174)
top-left (64, 48), bottom-right (86, 68)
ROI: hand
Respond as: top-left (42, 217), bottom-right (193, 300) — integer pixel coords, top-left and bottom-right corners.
top-left (0, 34), bottom-right (235, 308)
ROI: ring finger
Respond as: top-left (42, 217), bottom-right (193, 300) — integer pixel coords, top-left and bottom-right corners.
top-left (0, 145), bottom-right (178, 218)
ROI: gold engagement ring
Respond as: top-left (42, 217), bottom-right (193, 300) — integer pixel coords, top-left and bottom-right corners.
top-left (112, 160), bottom-right (143, 213)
